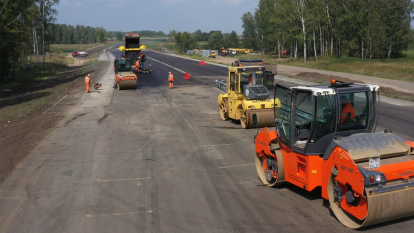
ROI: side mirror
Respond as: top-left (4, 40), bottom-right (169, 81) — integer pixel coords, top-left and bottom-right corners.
top-left (252, 113), bottom-right (258, 127)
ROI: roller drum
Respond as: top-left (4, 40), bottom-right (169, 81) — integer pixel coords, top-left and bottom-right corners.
top-left (243, 109), bottom-right (274, 128)
top-left (329, 176), bottom-right (414, 229)
top-left (255, 149), bottom-right (285, 187)
top-left (118, 80), bottom-right (137, 90)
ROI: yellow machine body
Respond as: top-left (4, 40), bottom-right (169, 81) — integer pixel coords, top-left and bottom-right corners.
top-left (218, 66), bottom-right (280, 128)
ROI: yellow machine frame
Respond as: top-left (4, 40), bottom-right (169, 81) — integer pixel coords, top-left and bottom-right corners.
top-left (218, 66), bottom-right (280, 128)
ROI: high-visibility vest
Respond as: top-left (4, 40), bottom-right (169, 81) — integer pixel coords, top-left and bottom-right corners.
top-left (340, 103), bottom-right (355, 123)
top-left (135, 61), bottom-right (140, 67)
top-left (168, 74), bottom-right (174, 82)
top-left (85, 76), bottom-right (90, 85)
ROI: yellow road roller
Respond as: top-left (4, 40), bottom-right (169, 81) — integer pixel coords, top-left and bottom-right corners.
top-left (217, 66), bottom-right (280, 129)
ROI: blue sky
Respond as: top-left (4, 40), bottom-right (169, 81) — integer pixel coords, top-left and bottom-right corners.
top-left (55, 0), bottom-right (261, 34)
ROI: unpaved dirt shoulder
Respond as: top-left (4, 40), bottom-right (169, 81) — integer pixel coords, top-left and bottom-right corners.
top-left (0, 53), bottom-right (110, 182)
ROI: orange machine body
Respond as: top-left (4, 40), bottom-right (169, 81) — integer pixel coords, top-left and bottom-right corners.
top-left (115, 73), bottom-right (137, 84)
top-left (255, 127), bottom-right (414, 221)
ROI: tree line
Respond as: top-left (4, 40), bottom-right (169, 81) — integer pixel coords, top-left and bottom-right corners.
top-left (0, 0), bottom-right (61, 82)
top-left (167, 30), bottom-right (240, 53)
top-left (242, 0), bottom-right (414, 61)
top-left (128, 30), bottom-right (166, 38)
top-left (50, 24), bottom-right (106, 44)
top-left (105, 30), bottom-right (167, 41)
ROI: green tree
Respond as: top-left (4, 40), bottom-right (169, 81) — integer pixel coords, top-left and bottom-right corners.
top-left (241, 12), bottom-right (258, 50)
top-left (194, 29), bottom-right (203, 41)
top-left (95, 27), bottom-right (106, 43)
top-left (208, 31), bottom-right (223, 49)
top-left (116, 32), bottom-right (123, 40)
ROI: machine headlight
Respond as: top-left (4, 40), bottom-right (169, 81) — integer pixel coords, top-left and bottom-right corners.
top-left (375, 174), bottom-right (382, 182)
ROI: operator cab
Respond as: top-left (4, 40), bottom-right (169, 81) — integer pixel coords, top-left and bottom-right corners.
top-left (114, 58), bottom-right (132, 73)
top-left (274, 80), bottom-right (379, 154)
top-left (228, 66), bottom-right (273, 97)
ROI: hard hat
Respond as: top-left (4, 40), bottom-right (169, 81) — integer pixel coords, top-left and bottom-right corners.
top-left (169, 72), bottom-right (171, 73)
top-left (87, 74), bottom-right (91, 77)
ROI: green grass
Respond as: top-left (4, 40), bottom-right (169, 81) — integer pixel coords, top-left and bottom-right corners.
top-left (162, 43), bottom-right (176, 51)
top-left (49, 41), bottom-right (122, 53)
top-left (0, 63), bottom-right (67, 91)
top-left (141, 39), bottom-right (167, 49)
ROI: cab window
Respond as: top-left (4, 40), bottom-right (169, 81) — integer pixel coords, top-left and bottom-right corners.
top-left (310, 94), bottom-right (337, 142)
top-left (229, 72), bottom-right (235, 91)
top-left (337, 92), bottom-right (368, 132)
top-left (275, 85), bottom-right (292, 146)
top-left (118, 60), bottom-right (131, 71)
top-left (294, 91), bottom-right (313, 148)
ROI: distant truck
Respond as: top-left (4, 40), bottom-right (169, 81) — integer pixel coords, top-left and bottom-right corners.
top-left (124, 33), bottom-right (141, 64)
top-left (72, 51), bottom-right (88, 57)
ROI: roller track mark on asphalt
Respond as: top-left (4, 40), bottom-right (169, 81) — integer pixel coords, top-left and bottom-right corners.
top-left (63, 113), bottom-right (87, 127)
top-left (170, 102), bottom-right (226, 160)
top-left (95, 177), bottom-right (151, 182)
top-left (85, 210), bottom-right (153, 218)
top-left (207, 163), bottom-right (255, 170)
top-left (146, 56), bottom-right (187, 74)
top-left (97, 113), bottom-right (110, 124)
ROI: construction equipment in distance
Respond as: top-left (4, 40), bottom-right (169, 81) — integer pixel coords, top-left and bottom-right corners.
top-left (233, 59), bottom-right (277, 91)
top-left (113, 58), bottom-right (137, 90)
top-left (209, 51), bottom-right (216, 58)
top-left (124, 33), bottom-right (141, 65)
top-left (217, 66), bottom-right (279, 129)
top-left (254, 79), bottom-right (414, 229)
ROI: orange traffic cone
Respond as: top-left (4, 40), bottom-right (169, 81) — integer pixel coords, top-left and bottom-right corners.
top-left (184, 73), bottom-right (190, 80)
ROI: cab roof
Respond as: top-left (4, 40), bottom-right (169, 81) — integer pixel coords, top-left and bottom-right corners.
top-left (233, 66), bottom-right (265, 72)
top-left (292, 83), bottom-right (380, 96)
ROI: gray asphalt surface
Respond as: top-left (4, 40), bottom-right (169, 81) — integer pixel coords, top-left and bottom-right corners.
top-left (0, 45), bottom-right (413, 233)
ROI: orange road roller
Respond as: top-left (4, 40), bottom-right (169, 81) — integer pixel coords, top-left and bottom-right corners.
top-left (114, 58), bottom-right (137, 90)
top-left (254, 80), bottom-right (414, 229)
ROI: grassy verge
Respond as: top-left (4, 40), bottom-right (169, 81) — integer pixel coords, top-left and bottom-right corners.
top-left (0, 59), bottom-right (101, 119)
top-left (141, 40), bottom-right (167, 50)
top-left (162, 43), bottom-right (176, 51)
top-left (49, 41), bottom-right (122, 53)
top-left (0, 48), bottom-right (101, 92)
top-left (0, 55), bottom-right (70, 92)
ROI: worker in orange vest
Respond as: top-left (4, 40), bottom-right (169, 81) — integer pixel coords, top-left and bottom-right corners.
top-left (168, 72), bottom-right (174, 88)
top-left (339, 95), bottom-right (355, 123)
top-left (85, 74), bottom-right (91, 93)
top-left (135, 59), bottom-right (140, 72)
top-left (249, 75), bottom-right (253, 85)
